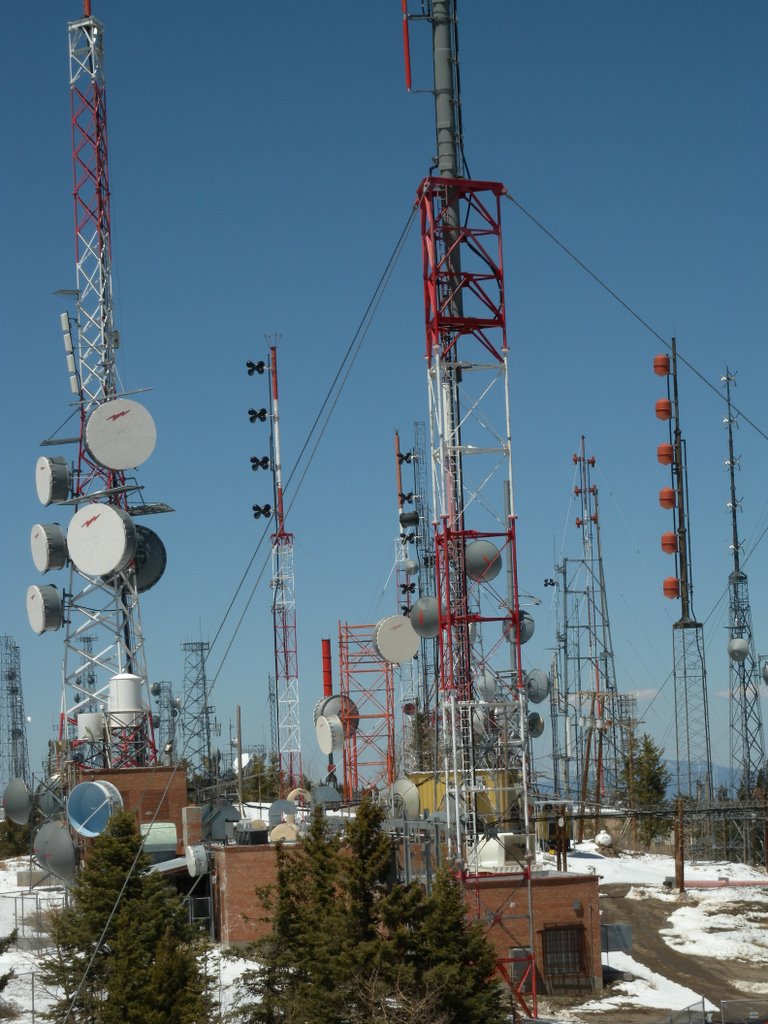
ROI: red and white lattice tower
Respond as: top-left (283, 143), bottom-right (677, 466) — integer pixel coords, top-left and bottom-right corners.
top-left (267, 347), bottom-right (302, 791)
top-left (27, 4), bottom-right (160, 769)
top-left (403, 3), bottom-right (537, 1011)
top-left (337, 623), bottom-right (396, 797)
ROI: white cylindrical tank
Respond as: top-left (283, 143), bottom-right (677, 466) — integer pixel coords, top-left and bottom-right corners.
top-left (108, 673), bottom-right (145, 729)
top-left (77, 712), bottom-right (106, 742)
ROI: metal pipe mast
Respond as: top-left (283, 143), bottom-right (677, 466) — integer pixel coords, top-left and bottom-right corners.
top-left (56, 5), bottom-right (155, 768)
top-left (268, 346), bottom-right (302, 791)
top-left (656, 342), bottom-right (713, 799)
top-left (723, 371), bottom-right (765, 812)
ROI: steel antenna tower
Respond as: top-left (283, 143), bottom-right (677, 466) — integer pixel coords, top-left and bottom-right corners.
top-left (571, 439), bottom-right (624, 823)
top-left (0, 637), bottom-right (31, 788)
top-left (28, 3), bottom-right (162, 770)
top-left (722, 371), bottom-right (766, 816)
top-left (655, 343), bottom-right (713, 800)
top-left (404, 3), bottom-right (536, 1012)
top-left (181, 641), bottom-right (214, 786)
top-left (267, 345), bottom-right (302, 791)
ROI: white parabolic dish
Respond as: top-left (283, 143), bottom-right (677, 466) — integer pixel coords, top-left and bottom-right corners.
top-left (373, 615), bottom-right (420, 664)
top-left (67, 503), bottom-right (137, 576)
top-left (30, 523), bottom-right (67, 573)
top-left (315, 714), bottom-right (344, 755)
top-left (26, 584), bottom-right (63, 634)
top-left (85, 398), bottom-right (157, 470)
top-left (35, 456), bottom-right (70, 505)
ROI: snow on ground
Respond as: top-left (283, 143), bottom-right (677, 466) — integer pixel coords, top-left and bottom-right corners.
top-left (571, 950), bottom-right (718, 1015)
top-left (559, 839), bottom-right (768, 886)
top-left (540, 840), bottom-right (768, 1018)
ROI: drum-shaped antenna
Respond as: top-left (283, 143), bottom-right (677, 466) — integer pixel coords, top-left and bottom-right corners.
top-left (30, 524), bottom-right (67, 573)
top-left (67, 780), bottom-right (124, 837)
top-left (315, 714), bottom-right (344, 755)
top-left (26, 584), bottom-right (63, 634)
top-left (67, 504), bottom-right (138, 577)
top-left (85, 398), bottom-right (157, 470)
top-left (3, 778), bottom-right (32, 825)
top-left (728, 637), bottom-right (749, 663)
top-left (315, 695), bottom-right (359, 734)
top-left (35, 456), bottom-right (70, 505)
top-left (474, 671), bottom-right (497, 701)
top-left (373, 615), bottom-right (420, 664)
top-left (465, 540), bottom-right (502, 582)
top-left (46, 826), bottom-right (78, 881)
top-left (186, 844), bottom-right (209, 877)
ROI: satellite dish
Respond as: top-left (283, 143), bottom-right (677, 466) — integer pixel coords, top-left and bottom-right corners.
top-left (526, 669), bottom-right (551, 704)
top-left (46, 826), bottom-right (78, 881)
top-left (465, 540), bottom-right (502, 582)
top-left (36, 775), bottom-right (65, 820)
top-left (33, 821), bottom-right (60, 863)
top-left (26, 584), bottom-right (63, 634)
top-left (474, 671), bottom-right (497, 701)
top-left (315, 714), bottom-right (344, 755)
top-left (67, 780), bottom-right (124, 837)
top-left (268, 799), bottom-right (298, 826)
top-left (85, 398), bottom-right (157, 470)
top-left (314, 695), bottom-right (359, 734)
top-left (391, 778), bottom-right (420, 820)
top-left (728, 637), bottom-right (749, 663)
top-left (528, 712), bottom-right (545, 738)
top-left (132, 525), bottom-right (167, 593)
top-left (186, 844), bottom-right (209, 877)
top-left (67, 503), bottom-right (138, 577)
top-left (373, 615), bottom-right (420, 664)
top-left (410, 596), bottom-right (440, 639)
top-left (503, 609), bottom-right (535, 646)
top-left (30, 524), bottom-right (67, 573)
top-left (312, 785), bottom-right (342, 805)
top-left (3, 778), bottom-right (32, 825)
top-left (35, 456), bottom-right (70, 505)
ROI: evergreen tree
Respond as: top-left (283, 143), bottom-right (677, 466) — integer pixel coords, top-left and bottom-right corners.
top-left (624, 733), bottom-right (672, 846)
top-left (40, 811), bottom-right (211, 1024)
top-left (238, 797), bottom-right (505, 1024)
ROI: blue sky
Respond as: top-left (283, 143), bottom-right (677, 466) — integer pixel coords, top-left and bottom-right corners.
top-left (1, 1), bottom-right (767, 783)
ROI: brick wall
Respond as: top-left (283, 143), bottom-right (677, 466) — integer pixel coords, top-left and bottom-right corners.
top-left (211, 842), bottom-right (602, 995)
top-left (80, 766), bottom-right (188, 849)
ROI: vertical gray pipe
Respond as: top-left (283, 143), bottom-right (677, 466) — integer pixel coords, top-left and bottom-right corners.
top-left (432, 0), bottom-right (460, 177)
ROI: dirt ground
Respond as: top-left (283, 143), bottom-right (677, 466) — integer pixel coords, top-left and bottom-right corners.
top-left (532, 881), bottom-right (768, 1024)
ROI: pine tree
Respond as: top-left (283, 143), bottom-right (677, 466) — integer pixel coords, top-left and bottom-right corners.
top-left (624, 733), bottom-right (672, 846)
top-left (39, 811), bottom-right (212, 1024)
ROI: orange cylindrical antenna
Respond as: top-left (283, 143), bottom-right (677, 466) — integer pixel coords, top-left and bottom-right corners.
top-left (661, 532), bottom-right (678, 554)
top-left (659, 487), bottom-right (676, 509)
top-left (401, 0), bottom-right (412, 91)
top-left (322, 638), bottom-right (333, 698)
top-left (655, 398), bottom-right (672, 420)
top-left (657, 442), bottom-right (674, 465)
top-left (653, 353), bottom-right (670, 376)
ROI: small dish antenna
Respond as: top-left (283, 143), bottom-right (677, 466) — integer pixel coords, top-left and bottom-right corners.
top-left (465, 540), bottom-right (502, 582)
top-left (391, 778), bottom-right (420, 820)
top-left (186, 843), bottom-right (209, 877)
top-left (2, 778), bottom-right (32, 825)
top-left (35, 456), bottom-right (70, 505)
top-left (30, 523), bottom-right (67, 573)
top-left (314, 694), bottom-right (359, 733)
top-left (525, 669), bottom-right (551, 704)
top-left (315, 714), bottom-right (344, 755)
top-left (268, 799), bottom-right (298, 827)
top-left (410, 596), bottom-right (440, 638)
top-left (527, 712), bottom-right (545, 738)
top-left (26, 584), bottom-right (63, 634)
top-left (85, 398), bottom-right (157, 470)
